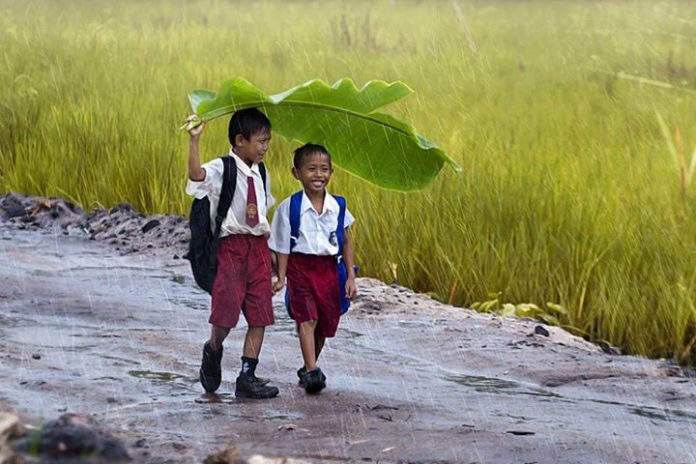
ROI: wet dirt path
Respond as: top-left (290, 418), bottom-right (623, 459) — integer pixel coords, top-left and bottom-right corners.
top-left (1, 226), bottom-right (695, 463)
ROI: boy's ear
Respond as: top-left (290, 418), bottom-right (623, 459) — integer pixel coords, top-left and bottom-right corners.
top-left (234, 133), bottom-right (246, 147)
top-left (291, 167), bottom-right (300, 180)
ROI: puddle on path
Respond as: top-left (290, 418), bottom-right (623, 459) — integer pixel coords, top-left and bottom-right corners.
top-left (628, 406), bottom-right (696, 423)
top-left (586, 397), bottom-right (696, 423)
top-left (101, 354), bottom-right (143, 366)
top-left (30, 269), bottom-right (55, 277)
top-left (127, 370), bottom-right (191, 385)
top-left (446, 374), bottom-right (564, 401)
top-left (0, 314), bottom-right (15, 327)
top-left (629, 407), bottom-right (669, 421)
top-left (523, 388), bottom-right (563, 398)
top-left (195, 392), bottom-right (237, 404)
top-left (397, 320), bottom-right (432, 328)
top-left (94, 376), bottom-right (121, 382)
top-left (446, 374), bottom-right (518, 392)
top-left (671, 409), bottom-right (696, 422)
top-left (193, 394), bottom-right (302, 419)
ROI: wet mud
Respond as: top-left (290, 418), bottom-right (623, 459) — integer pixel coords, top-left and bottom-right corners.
top-left (1, 194), bottom-right (696, 463)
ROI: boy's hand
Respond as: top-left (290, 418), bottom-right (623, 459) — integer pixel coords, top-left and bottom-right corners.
top-left (272, 278), bottom-right (285, 294)
top-left (185, 114), bottom-right (205, 140)
top-left (345, 277), bottom-right (357, 300)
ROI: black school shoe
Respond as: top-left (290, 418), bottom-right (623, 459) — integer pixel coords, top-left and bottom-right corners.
top-left (235, 372), bottom-right (279, 399)
top-left (301, 368), bottom-right (327, 395)
top-left (251, 374), bottom-right (271, 386)
top-left (297, 366), bottom-right (307, 387)
top-left (199, 342), bottom-right (223, 393)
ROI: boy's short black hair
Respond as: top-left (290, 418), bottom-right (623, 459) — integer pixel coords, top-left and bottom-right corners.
top-left (293, 143), bottom-right (332, 169)
top-left (228, 107), bottom-right (271, 146)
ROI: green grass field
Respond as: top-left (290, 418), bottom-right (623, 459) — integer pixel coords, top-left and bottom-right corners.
top-left (2, 0), bottom-right (696, 363)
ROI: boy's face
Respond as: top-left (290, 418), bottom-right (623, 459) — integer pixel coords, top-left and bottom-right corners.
top-left (292, 152), bottom-right (333, 195)
top-left (234, 129), bottom-right (271, 165)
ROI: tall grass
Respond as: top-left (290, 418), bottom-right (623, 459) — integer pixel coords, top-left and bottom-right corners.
top-left (1, 0), bottom-right (696, 363)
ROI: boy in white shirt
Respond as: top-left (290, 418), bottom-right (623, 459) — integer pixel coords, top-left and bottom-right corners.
top-left (186, 108), bottom-right (279, 399)
top-left (269, 143), bottom-right (357, 394)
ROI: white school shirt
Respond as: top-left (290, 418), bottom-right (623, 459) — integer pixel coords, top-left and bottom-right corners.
top-left (268, 190), bottom-right (355, 256)
top-left (185, 150), bottom-right (275, 237)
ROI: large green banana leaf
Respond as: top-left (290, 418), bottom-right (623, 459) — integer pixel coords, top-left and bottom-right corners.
top-left (185, 77), bottom-right (461, 191)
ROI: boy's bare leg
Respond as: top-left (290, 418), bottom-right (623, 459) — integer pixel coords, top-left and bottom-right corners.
top-left (209, 325), bottom-right (230, 351)
top-left (235, 326), bottom-right (279, 398)
top-left (242, 326), bottom-right (265, 358)
top-left (200, 325), bottom-right (228, 394)
top-left (314, 332), bottom-right (326, 361)
top-left (298, 320), bottom-right (318, 370)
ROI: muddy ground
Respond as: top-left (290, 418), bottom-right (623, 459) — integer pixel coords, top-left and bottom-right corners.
top-left (1, 194), bottom-right (695, 464)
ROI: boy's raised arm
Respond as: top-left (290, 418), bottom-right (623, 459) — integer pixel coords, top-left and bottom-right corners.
top-left (186, 114), bottom-right (207, 181)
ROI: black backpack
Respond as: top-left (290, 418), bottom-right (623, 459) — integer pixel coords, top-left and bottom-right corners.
top-left (184, 156), bottom-right (266, 294)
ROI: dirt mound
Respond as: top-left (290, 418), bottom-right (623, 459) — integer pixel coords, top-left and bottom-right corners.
top-left (0, 193), bottom-right (189, 257)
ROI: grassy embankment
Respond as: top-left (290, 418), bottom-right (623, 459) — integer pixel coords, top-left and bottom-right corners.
top-left (1, 0), bottom-right (696, 363)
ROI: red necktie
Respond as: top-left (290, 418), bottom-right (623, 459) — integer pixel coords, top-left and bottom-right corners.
top-left (245, 176), bottom-right (259, 227)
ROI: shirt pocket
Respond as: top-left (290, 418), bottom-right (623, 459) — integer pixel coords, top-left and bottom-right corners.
top-left (319, 213), bottom-right (339, 249)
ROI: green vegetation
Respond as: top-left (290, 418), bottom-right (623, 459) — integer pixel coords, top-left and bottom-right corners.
top-left (1, 0), bottom-right (695, 363)
top-left (185, 77), bottom-right (460, 190)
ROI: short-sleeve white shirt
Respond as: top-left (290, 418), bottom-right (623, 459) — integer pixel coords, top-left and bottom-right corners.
top-left (269, 191), bottom-right (355, 256)
top-left (185, 150), bottom-right (275, 237)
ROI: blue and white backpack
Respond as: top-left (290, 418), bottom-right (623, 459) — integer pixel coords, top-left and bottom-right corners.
top-left (284, 190), bottom-right (356, 318)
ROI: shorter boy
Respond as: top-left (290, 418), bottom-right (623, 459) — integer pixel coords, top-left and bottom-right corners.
top-left (269, 143), bottom-right (357, 394)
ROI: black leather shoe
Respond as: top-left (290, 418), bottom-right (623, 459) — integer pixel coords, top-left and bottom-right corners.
top-left (301, 368), bottom-right (326, 394)
top-left (249, 374), bottom-right (271, 386)
top-left (297, 366), bottom-right (307, 387)
top-left (199, 342), bottom-right (222, 393)
top-left (235, 372), bottom-right (279, 399)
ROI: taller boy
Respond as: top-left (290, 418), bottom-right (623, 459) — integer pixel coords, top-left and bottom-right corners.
top-left (186, 108), bottom-right (279, 399)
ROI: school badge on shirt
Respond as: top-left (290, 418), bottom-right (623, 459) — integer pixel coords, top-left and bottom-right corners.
top-left (329, 231), bottom-right (337, 247)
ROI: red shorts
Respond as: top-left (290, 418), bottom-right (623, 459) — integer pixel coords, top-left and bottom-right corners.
top-left (287, 253), bottom-right (340, 337)
top-left (210, 235), bottom-right (274, 329)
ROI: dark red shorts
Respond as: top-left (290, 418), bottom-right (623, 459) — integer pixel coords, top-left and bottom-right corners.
top-left (287, 253), bottom-right (340, 337)
top-left (210, 234), bottom-right (274, 329)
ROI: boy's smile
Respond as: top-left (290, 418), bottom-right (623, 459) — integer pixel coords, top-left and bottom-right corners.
top-left (293, 152), bottom-right (333, 196)
top-left (234, 129), bottom-right (271, 166)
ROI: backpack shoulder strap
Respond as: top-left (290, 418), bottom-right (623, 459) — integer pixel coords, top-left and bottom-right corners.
top-left (216, 156), bottom-right (237, 235)
top-left (259, 162), bottom-right (267, 194)
top-left (288, 190), bottom-right (303, 251)
top-left (333, 195), bottom-right (347, 258)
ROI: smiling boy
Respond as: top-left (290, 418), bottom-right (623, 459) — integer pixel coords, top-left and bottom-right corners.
top-left (269, 143), bottom-right (357, 394)
top-left (186, 108), bottom-right (279, 399)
